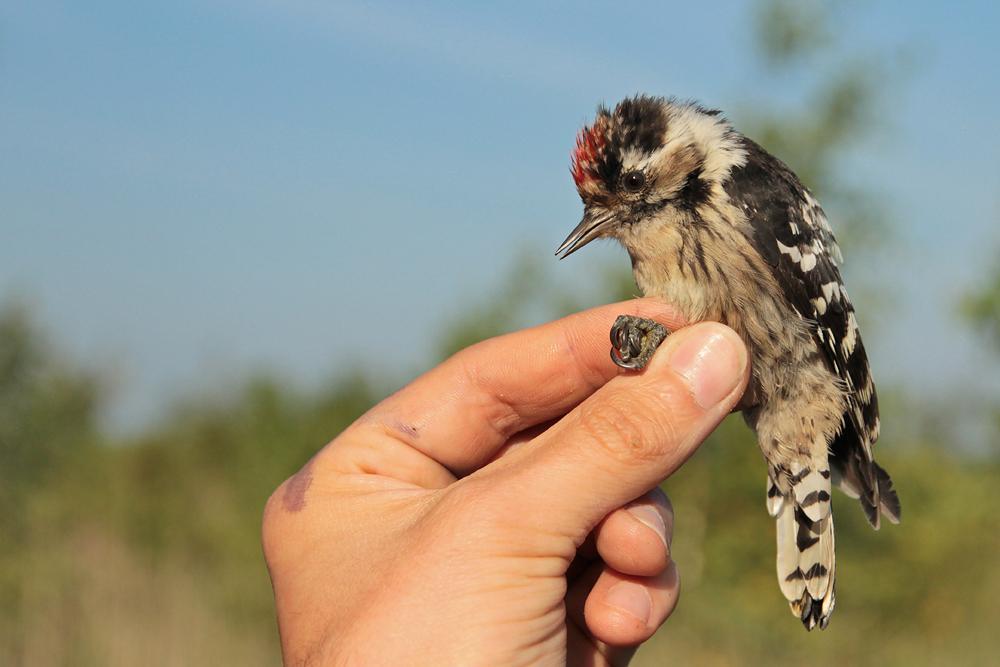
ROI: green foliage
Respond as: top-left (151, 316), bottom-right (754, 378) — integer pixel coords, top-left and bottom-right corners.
top-left (0, 303), bottom-right (104, 663)
top-left (753, 0), bottom-right (831, 66)
top-left (0, 303), bottom-right (100, 511)
top-left (962, 252), bottom-right (1000, 352)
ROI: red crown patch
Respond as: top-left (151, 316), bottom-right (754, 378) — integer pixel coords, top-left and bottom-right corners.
top-left (571, 119), bottom-right (607, 188)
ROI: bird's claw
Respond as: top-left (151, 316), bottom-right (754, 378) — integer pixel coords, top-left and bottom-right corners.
top-left (609, 315), bottom-right (670, 370)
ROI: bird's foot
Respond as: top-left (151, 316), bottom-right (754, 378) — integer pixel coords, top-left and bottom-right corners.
top-left (609, 315), bottom-right (670, 370)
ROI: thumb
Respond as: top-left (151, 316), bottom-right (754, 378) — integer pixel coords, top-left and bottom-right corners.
top-left (488, 321), bottom-right (749, 541)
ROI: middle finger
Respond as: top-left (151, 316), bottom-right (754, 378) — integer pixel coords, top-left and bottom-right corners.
top-left (594, 488), bottom-right (674, 577)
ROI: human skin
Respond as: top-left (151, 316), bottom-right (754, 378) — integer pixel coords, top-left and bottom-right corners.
top-left (262, 299), bottom-right (749, 666)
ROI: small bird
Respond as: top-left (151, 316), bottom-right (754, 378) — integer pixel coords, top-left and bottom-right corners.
top-left (556, 95), bottom-right (900, 630)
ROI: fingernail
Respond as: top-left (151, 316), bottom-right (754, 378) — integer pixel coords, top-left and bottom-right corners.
top-left (666, 326), bottom-right (745, 409)
top-left (627, 503), bottom-right (669, 550)
top-left (604, 580), bottom-right (652, 624)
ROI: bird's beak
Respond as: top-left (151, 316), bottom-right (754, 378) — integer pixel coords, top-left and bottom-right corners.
top-left (555, 209), bottom-right (616, 259)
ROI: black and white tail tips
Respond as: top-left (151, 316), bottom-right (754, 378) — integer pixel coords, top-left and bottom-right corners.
top-left (769, 467), bottom-right (836, 630)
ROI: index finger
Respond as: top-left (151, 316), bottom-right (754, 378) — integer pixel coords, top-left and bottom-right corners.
top-left (345, 298), bottom-right (685, 476)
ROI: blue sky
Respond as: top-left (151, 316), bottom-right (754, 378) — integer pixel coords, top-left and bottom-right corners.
top-left (2, 1), bottom-right (999, 433)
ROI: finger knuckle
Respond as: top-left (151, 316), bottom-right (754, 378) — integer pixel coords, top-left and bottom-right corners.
top-left (578, 390), bottom-right (678, 465)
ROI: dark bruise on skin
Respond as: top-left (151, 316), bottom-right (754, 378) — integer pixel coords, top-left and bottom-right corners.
top-left (391, 419), bottom-right (420, 440)
top-left (282, 457), bottom-right (315, 512)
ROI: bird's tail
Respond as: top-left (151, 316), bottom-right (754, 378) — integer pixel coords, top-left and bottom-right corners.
top-left (831, 448), bottom-right (902, 529)
top-left (768, 467), bottom-right (836, 630)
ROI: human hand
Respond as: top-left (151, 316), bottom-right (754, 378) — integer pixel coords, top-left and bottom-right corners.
top-left (262, 299), bottom-right (749, 666)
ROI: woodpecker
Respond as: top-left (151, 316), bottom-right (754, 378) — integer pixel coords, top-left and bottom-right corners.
top-left (556, 95), bottom-right (900, 630)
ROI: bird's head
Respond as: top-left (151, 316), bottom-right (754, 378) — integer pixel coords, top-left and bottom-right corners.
top-left (556, 95), bottom-right (746, 259)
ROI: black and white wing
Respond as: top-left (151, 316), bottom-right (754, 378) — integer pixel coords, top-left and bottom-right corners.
top-left (724, 138), bottom-right (900, 527)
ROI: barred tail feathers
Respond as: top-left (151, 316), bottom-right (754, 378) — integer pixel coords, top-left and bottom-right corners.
top-left (771, 467), bottom-right (836, 630)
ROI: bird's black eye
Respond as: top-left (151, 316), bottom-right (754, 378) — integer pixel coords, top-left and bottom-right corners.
top-left (622, 171), bottom-right (646, 193)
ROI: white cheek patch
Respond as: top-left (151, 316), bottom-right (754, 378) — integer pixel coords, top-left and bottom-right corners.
top-left (664, 104), bottom-right (748, 181)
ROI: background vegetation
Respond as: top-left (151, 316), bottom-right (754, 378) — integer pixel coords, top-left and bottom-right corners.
top-left (2, 1), bottom-right (998, 665)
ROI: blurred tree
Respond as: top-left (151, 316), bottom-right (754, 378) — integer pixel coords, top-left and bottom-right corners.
top-left (0, 304), bottom-right (104, 664)
top-left (0, 303), bottom-right (100, 505)
top-left (743, 0), bottom-right (904, 256)
top-left (753, 0), bottom-right (831, 65)
top-left (962, 251), bottom-right (1000, 352)
top-left (958, 232), bottom-right (1000, 453)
